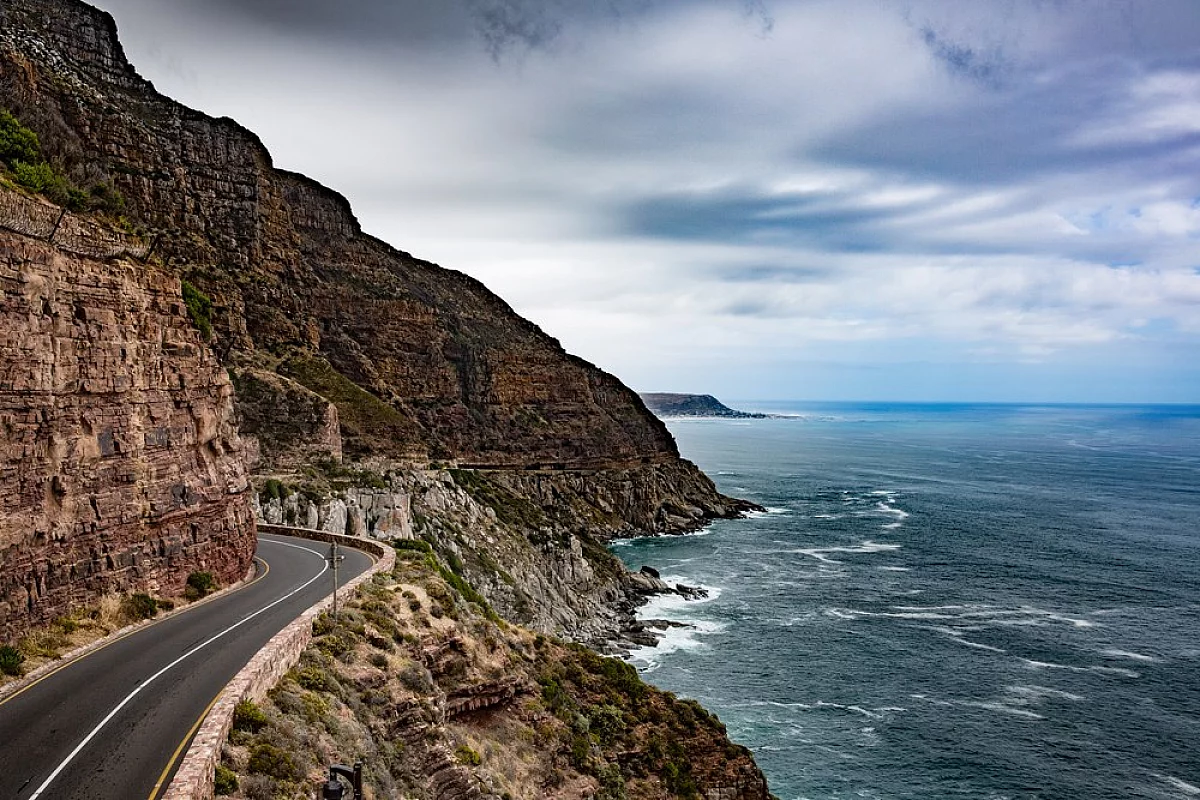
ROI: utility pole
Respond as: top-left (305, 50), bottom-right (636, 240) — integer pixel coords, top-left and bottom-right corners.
top-left (327, 541), bottom-right (344, 622)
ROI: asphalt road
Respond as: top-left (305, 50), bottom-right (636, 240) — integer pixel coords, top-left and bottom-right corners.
top-left (0, 533), bottom-right (371, 800)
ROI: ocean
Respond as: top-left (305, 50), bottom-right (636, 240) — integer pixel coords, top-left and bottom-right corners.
top-left (613, 403), bottom-right (1200, 800)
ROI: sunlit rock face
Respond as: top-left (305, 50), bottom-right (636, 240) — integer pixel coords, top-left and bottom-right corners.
top-left (0, 235), bottom-right (255, 641)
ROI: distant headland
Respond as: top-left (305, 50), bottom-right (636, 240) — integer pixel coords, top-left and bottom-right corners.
top-left (640, 393), bottom-right (769, 419)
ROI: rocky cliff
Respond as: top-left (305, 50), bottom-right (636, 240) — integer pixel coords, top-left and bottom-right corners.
top-left (0, 0), bottom-right (690, 472)
top-left (0, 2), bottom-right (774, 793)
top-left (0, 0), bottom-right (754, 640)
top-left (0, 226), bottom-right (254, 642)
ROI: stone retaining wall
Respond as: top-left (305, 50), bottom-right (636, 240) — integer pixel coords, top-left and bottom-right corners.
top-left (161, 526), bottom-right (395, 800)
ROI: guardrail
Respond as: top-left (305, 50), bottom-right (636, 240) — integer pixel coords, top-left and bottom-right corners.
top-left (161, 526), bottom-right (395, 800)
top-left (0, 189), bottom-right (151, 260)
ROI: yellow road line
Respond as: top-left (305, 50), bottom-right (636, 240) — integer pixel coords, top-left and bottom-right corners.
top-left (147, 537), bottom-right (381, 798)
top-left (147, 689), bottom-right (224, 800)
top-left (0, 556), bottom-right (269, 709)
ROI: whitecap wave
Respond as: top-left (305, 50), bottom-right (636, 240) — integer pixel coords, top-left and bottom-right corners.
top-left (1101, 648), bottom-right (1159, 663)
top-left (1157, 775), bottom-right (1200, 797)
top-left (876, 501), bottom-right (910, 520)
top-left (961, 701), bottom-right (1045, 720)
top-left (625, 617), bottom-right (728, 672)
top-left (955, 638), bottom-right (1007, 654)
top-left (1020, 659), bottom-right (1140, 678)
top-left (794, 540), bottom-right (901, 564)
top-left (1003, 685), bottom-right (1085, 703)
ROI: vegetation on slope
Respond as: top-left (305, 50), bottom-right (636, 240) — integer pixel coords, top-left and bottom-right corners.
top-left (216, 544), bottom-right (770, 800)
top-left (0, 107), bottom-right (125, 215)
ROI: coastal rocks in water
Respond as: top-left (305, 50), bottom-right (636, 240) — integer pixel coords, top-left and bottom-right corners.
top-left (640, 565), bottom-right (661, 579)
top-left (0, 234), bottom-right (255, 641)
top-left (676, 583), bottom-right (710, 600)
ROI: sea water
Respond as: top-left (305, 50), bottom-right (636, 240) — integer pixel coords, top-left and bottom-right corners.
top-left (613, 403), bottom-right (1200, 800)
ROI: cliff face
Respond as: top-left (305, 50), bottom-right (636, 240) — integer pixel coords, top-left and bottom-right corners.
top-left (0, 229), bottom-right (255, 641)
top-left (0, 0), bottom-right (682, 471)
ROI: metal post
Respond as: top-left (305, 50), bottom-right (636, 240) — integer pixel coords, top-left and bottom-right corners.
top-left (329, 541), bottom-right (340, 622)
top-left (352, 761), bottom-right (363, 798)
top-left (47, 207), bottom-right (68, 242)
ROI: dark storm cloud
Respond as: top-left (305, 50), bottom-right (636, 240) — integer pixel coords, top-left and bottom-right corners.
top-left (191, 0), bottom-right (773, 55)
top-left (620, 189), bottom-right (900, 250)
top-left (917, 25), bottom-right (1010, 87)
top-left (811, 63), bottom-right (1200, 186)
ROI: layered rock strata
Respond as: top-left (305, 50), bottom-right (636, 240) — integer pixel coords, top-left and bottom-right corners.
top-left (0, 231), bottom-right (254, 641)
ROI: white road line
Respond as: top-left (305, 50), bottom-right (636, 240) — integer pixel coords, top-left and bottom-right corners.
top-left (27, 538), bottom-right (329, 800)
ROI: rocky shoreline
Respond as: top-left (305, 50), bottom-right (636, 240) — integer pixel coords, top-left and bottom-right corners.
top-left (608, 564), bottom-right (712, 653)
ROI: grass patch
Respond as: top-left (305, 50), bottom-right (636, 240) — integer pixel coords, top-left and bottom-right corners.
top-left (279, 354), bottom-right (422, 456)
top-left (181, 280), bottom-right (213, 340)
top-left (0, 645), bottom-right (24, 677)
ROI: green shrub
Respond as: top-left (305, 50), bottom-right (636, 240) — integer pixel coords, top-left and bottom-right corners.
top-left (0, 645), bottom-right (25, 676)
top-left (0, 109), bottom-right (40, 166)
top-left (13, 160), bottom-right (71, 205)
top-left (455, 744), bottom-right (482, 766)
top-left (123, 593), bottom-right (159, 621)
top-left (180, 280), bottom-right (213, 340)
top-left (247, 743), bottom-right (302, 781)
top-left (186, 571), bottom-right (217, 600)
top-left (232, 699), bottom-right (268, 733)
top-left (393, 539), bottom-right (434, 556)
top-left (588, 703), bottom-right (626, 744)
top-left (87, 182), bottom-right (125, 215)
top-left (296, 666), bottom-right (334, 693)
top-left (213, 764), bottom-right (239, 796)
top-left (262, 479), bottom-right (291, 502)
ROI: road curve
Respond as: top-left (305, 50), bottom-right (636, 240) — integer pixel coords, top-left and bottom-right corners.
top-left (0, 533), bottom-right (372, 800)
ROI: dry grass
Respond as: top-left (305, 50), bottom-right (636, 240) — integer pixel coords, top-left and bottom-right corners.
top-left (1, 587), bottom-right (206, 690)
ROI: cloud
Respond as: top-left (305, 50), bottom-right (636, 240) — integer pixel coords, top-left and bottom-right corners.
top-left (88, 0), bottom-right (1200, 402)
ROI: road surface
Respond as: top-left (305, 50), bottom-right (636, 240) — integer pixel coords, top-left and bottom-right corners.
top-left (0, 532), bottom-right (372, 800)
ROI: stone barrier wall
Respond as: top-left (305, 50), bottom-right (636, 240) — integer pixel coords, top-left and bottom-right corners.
top-left (0, 189), bottom-right (151, 260)
top-left (161, 526), bottom-right (395, 800)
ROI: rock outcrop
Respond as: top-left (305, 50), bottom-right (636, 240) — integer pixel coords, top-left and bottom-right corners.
top-left (0, 231), bottom-right (254, 641)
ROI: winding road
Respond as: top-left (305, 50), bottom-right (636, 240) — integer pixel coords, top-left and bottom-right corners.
top-left (0, 532), bottom-right (371, 800)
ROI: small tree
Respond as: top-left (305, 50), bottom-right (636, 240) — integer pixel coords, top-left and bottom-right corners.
top-left (0, 109), bottom-right (40, 166)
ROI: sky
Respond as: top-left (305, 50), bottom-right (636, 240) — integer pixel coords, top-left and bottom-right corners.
top-left (89, 0), bottom-right (1200, 403)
